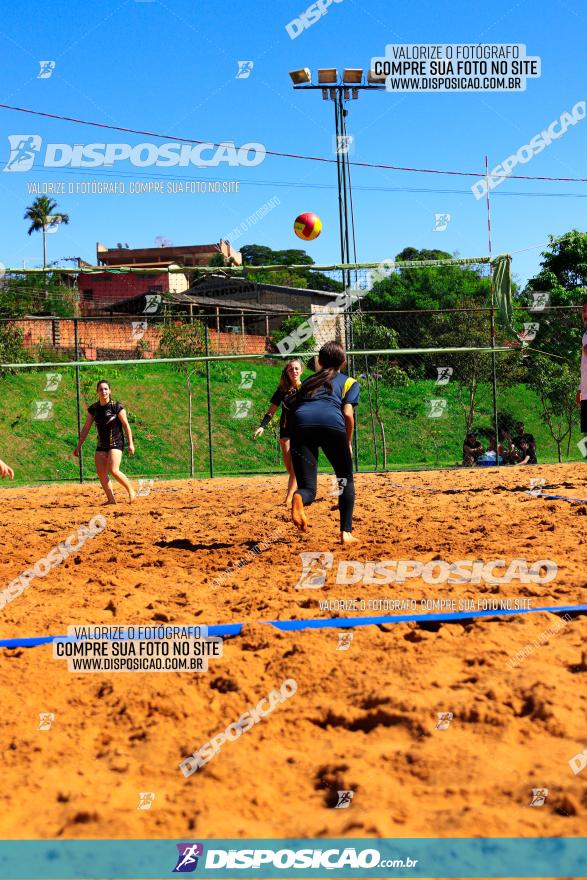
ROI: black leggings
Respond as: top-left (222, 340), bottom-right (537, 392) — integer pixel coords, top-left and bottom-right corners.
top-left (290, 426), bottom-right (355, 532)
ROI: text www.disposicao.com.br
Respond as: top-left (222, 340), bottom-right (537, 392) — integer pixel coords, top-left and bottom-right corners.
top-left (70, 657), bottom-right (201, 672)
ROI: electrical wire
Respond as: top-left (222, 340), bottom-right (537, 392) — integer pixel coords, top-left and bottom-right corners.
top-left (2, 101), bottom-right (587, 184)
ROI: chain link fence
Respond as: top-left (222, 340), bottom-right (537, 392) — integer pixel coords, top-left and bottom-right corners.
top-left (0, 300), bottom-right (583, 484)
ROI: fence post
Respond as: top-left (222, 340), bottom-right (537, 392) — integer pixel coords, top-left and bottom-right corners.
top-left (205, 326), bottom-right (214, 479)
top-left (74, 318), bottom-right (84, 483)
top-left (490, 308), bottom-right (500, 466)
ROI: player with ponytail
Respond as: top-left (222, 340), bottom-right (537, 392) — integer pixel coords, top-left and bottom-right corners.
top-left (288, 341), bottom-right (360, 545)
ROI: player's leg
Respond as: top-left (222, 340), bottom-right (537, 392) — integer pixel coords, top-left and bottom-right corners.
top-left (289, 428), bottom-right (319, 532)
top-left (95, 451), bottom-right (116, 504)
top-left (107, 449), bottom-right (135, 502)
top-left (319, 428), bottom-right (357, 545)
top-left (279, 438), bottom-right (298, 506)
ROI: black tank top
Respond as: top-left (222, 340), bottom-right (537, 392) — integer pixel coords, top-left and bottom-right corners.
top-left (88, 400), bottom-right (124, 449)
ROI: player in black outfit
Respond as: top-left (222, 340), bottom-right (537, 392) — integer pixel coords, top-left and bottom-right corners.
top-left (253, 358), bottom-right (303, 505)
top-left (288, 341), bottom-right (360, 545)
top-left (74, 380), bottom-right (135, 503)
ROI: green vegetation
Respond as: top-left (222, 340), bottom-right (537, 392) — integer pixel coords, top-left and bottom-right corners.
top-left (0, 357), bottom-right (583, 485)
top-left (239, 244), bottom-right (344, 291)
top-left (24, 196), bottom-right (70, 273)
top-left (1, 232), bottom-right (585, 484)
top-left (0, 273), bottom-right (79, 318)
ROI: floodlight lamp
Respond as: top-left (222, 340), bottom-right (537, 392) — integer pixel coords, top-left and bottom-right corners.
top-left (367, 68), bottom-right (386, 84)
top-left (317, 68), bottom-right (338, 84)
top-left (289, 68), bottom-right (311, 85)
top-left (343, 68), bottom-right (363, 83)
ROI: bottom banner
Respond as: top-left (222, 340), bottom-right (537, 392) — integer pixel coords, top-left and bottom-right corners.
top-left (0, 838), bottom-right (585, 878)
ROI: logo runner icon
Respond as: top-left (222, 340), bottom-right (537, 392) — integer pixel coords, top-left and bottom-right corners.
top-left (173, 843), bottom-right (204, 873)
top-left (4, 135), bottom-right (42, 172)
top-left (295, 552), bottom-right (334, 589)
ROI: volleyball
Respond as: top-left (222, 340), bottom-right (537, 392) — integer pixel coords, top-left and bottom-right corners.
top-left (294, 212), bottom-right (322, 241)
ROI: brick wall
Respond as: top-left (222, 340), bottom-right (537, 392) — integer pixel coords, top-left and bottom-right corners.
top-left (14, 319), bottom-right (268, 359)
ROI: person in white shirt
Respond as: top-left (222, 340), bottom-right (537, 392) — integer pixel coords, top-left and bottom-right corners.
top-left (577, 302), bottom-right (587, 434)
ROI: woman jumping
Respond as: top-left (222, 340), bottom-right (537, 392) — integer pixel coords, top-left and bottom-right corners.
top-left (253, 358), bottom-right (303, 505)
top-left (74, 380), bottom-right (136, 504)
top-left (288, 341), bottom-right (359, 545)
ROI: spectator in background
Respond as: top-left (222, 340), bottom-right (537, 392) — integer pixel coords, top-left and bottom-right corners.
top-left (500, 431), bottom-right (521, 465)
top-left (515, 438), bottom-right (536, 466)
top-left (462, 432), bottom-right (484, 467)
top-left (476, 434), bottom-right (503, 466)
top-left (513, 421), bottom-right (537, 464)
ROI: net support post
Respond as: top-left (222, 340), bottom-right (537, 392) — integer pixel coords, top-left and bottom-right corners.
top-left (205, 326), bottom-right (214, 479)
top-left (74, 318), bottom-right (84, 484)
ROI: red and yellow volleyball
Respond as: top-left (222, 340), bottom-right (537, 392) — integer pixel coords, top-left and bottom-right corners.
top-left (293, 211), bottom-right (322, 241)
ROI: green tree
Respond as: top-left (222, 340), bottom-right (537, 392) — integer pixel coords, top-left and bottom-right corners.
top-left (436, 303), bottom-right (527, 434)
top-left (522, 230), bottom-right (587, 361)
top-left (526, 354), bottom-right (578, 461)
top-left (240, 245), bottom-right (313, 267)
top-left (363, 247), bottom-right (491, 352)
top-left (269, 313), bottom-right (315, 354)
top-left (351, 314), bottom-right (403, 470)
top-left (0, 322), bottom-right (27, 376)
top-left (24, 197), bottom-right (70, 281)
top-left (0, 272), bottom-right (78, 318)
top-left (239, 244), bottom-right (343, 292)
top-left (255, 269), bottom-right (309, 289)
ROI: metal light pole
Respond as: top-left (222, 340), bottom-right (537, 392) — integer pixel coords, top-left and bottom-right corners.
top-left (289, 68), bottom-right (384, 467)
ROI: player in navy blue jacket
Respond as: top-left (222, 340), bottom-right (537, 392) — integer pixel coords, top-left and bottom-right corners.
top-left (289, 341), bottom-right (360, 545)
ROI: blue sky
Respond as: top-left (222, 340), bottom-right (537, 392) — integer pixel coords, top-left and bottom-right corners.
top-left (0, 0), bottom-right (585, 287)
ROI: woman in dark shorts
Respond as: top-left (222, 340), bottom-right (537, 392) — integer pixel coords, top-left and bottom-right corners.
top-left (288, 341), bottom-right (359, 545)
top-left (74, 380), bottom-right (135, 504)
top-left (253, 358), bottom-right (303, 505)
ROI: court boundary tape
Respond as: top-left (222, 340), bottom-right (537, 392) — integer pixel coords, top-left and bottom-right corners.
top-left (1, 603), bottom-right (585, 649)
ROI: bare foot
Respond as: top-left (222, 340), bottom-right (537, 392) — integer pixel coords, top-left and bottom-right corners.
top-left (285, 493), bottom-right (295, 507)
top-left (128, 487), bottom-right (136, 503)
top-left (104, 499), bottom-right (117, 505)
top-left (292, 493), bottom-right (308, 532)
top-left (341, 531), bottom-right (358, 546)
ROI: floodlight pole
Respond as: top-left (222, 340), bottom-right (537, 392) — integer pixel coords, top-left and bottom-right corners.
top-left (292, 77), bottom-right (384, 469)
top-left (332, 90), bottom-right (352, 356)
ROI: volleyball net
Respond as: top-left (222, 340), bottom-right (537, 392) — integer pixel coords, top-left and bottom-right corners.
top-left (0, 254), bottom-right (584, 481)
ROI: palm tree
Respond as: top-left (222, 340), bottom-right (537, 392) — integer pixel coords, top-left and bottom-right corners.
top-left (24, 196), bottom-right (70, 271)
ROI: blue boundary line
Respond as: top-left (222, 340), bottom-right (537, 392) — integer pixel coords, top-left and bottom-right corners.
top-left (1, 604), bottom-right (585, 649)
top-left (538, 492), bottom-right (587, 503)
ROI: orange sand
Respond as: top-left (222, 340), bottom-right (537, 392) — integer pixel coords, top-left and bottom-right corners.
top-left (0, 464), bottom-right (585, 843)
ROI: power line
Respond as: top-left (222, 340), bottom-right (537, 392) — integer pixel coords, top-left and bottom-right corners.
top-left (7, 161), bottom-right (587, 199)
top-left (2, 101), bottom-right (587, 184)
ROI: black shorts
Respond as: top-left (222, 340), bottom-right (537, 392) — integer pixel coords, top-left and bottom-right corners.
top-left (279, 409), bottom-right (290, 440)
top-left (96, 443), bottom-right (124, 453)
top-left (582, 399), bottom-right (587, 434)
